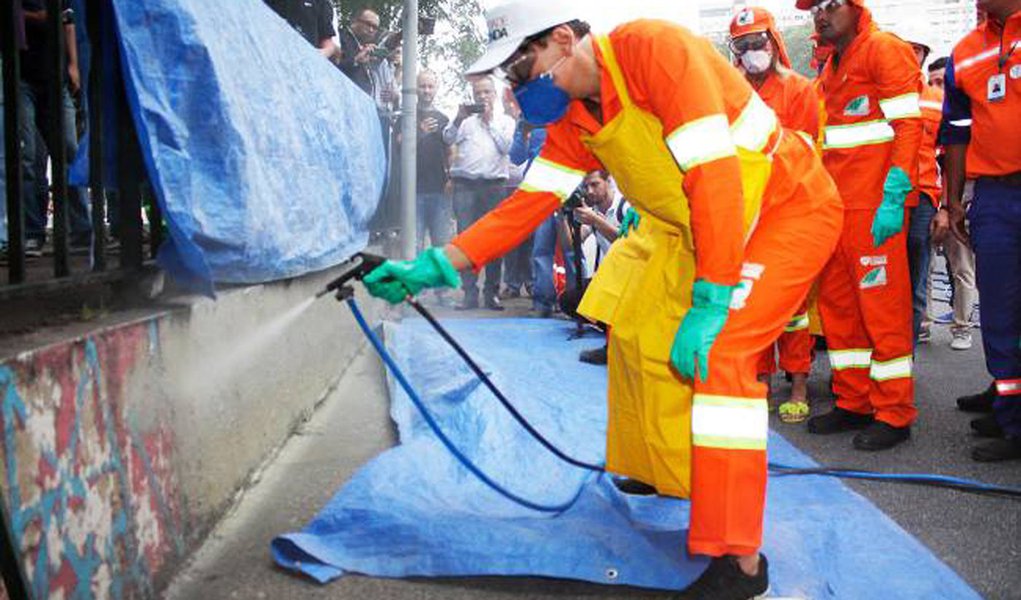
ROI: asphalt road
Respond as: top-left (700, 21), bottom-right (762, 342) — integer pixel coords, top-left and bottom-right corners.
top-left (165, 303), bottom-right (1020, 600)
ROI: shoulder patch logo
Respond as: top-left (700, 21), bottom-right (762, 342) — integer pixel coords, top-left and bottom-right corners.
top-left (860, 266), bottom-right (888, 289)
top-left (736, 10), bottom-right (755, 26)
top-left (844, 95), bottom-right (871, 116)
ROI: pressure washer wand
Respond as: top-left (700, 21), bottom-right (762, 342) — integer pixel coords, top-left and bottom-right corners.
top-left (316, 252), bottom-right (387, 300)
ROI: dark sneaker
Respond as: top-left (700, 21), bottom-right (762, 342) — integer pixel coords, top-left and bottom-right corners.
top-left (970, 415), bottom-right (1004, 438)
top-left (675, 555), bottom-right (769, 600)
top-left (612, 478), bottom-right (657, 496)
top-left (957, 384), bottom-right (996, 413)
top-left (853, 421), bottom-right (911, 451)
top-left (807, 407), bottom-right (874, 434)
top-left (972, 438), bottom-right (1021, 462)
top-left (457, 294), bottom-right (479, 311)
top-left (483, 295), bottom-right (505, 311)
top-left (579, 345), bottom-right (608, 365)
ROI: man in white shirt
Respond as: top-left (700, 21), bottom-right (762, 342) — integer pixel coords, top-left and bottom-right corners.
top-left (442, 76), bottom-right (516, 310)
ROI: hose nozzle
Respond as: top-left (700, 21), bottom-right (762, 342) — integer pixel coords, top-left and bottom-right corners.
top-left (317, 252), bottom-right (387, 301)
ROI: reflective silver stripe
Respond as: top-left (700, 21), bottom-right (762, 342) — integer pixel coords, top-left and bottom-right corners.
top-left (666, 114), bottom-right (737, 172)
top-left (823, 120), bottom-right (895, 150)
top-left (955, 47), bottom-right (1000, 73)
top-left (870, 356), bottom-right (913, 381)
top-left (519, 157), bottom-right (586, 201)
top-left (692, 394), bottom-right (768, 451)
top-left (785, 313), bottom-right (810, 333)
top-left (949, 119), bottom-right (973, 127)
top-left (879, 93), bottom-right (921, 120)
top-left (996, 379), bottom-right (1021, 396)
top-left (730, 93), bottom-right (778, 153)
top-left (829, 348), bottom-right (872, 370)
top-left (919, 100), bottom-right (943, 111)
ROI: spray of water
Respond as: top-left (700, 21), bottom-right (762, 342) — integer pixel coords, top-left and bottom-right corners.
top-left (178, 295), bottom-right (319, 399)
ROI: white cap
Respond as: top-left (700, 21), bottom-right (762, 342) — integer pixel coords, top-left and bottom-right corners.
top-left (890, 24), bottom-right (932, 55)
top-left (465, 0), bottom-right (583, 75)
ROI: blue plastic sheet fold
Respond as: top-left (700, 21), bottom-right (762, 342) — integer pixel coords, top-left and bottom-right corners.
top-left (108, 0), bottom-right (385, 286)
top-left (272, 318), bottom-right (980, 599)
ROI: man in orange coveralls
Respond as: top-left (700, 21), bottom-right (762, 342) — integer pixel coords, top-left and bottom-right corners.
top-left (800, 0), bottom-right (923, 451)
top-left (729, 7), bottom-right (820, 424)
top-left (362, 2), bottom-right (843, 597)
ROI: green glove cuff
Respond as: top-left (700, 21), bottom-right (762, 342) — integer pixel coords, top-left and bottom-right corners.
top-left (422, 247), bottom-right (462, 289)
top-left (882, 166), bottom-right (912, 206)
top-left (692, 279), bottom-right (735, 311)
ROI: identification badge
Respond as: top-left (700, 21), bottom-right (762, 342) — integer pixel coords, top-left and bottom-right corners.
top-left (988, 73), bottom-right (1007, 102)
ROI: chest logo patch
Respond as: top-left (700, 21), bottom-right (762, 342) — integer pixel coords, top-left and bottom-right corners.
top-left (844, 95), bottom-right (870, 116)
top-left (860, 266), bottom-right (888, 290)
top-left (1011, 64), bottom-right (1021, 80)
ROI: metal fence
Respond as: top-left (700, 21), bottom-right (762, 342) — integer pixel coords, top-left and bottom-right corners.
top-left (1, 0), bottom-right (159, 297)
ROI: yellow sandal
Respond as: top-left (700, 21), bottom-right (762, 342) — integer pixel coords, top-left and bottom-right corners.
top-left (778, 400), bottom-right (810, 424)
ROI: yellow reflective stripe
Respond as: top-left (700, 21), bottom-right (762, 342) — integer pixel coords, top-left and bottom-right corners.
top-left (785, 313), bottom-right (810, 333)
top-left (666, 114), bottom-right (737, 172)
top-left (692, 394), bottom-right (768, 451)
top-left (823, 120), bottom-right (895, 150)
top-left (879, 93), bottom-right (921, 120)
top-left (519, 157), bottom-right (586, 201)
top-left (730, 93), bottom-right (778, 153)
top-left (870, 356), bottom-right (913, 381)
top-left (829, 348), bottom-right (872, 370)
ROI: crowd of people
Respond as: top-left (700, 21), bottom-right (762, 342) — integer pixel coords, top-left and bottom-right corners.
top-left (359, 0), bottom-right (1019, 597)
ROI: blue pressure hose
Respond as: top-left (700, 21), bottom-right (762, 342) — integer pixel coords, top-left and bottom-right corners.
top-left (347, 298), bottom-right (592, 514)
top-left (346, 297), bottom-right (1021, 508)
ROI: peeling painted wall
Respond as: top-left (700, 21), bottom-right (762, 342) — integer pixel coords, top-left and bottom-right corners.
top-left (0, 323), bottom-right (183, 599)
top-left (0, 271), bottom-right (381, 599)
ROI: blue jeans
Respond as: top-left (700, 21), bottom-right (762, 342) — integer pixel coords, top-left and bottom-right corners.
top-left (20, 81), bottom-right (91, 243)
top-left (416, 191), bottom-right (453, 252)
top-left (907, 199), bottom-right (936, 344)
top-left (531, 215), bottom-right (556, 311)
top-left (970, 179), bottom-right (1021, 438)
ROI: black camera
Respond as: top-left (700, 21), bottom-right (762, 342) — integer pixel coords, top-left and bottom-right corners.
top-left (464, 103), bottom-right (486, 114)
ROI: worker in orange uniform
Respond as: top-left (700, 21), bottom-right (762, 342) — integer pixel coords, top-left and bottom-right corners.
top-left (891, 27), bottom-right (945, 346)
top-left (937, 0), bottom-right (1021, 462)
top-left (361, 2), bottom-right (844, 597)
top-left (729, 7), bottom-right (820, 424)
top-left (799, 0), bottom-right (923, 451)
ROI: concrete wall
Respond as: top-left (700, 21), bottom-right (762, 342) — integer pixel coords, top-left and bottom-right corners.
top-left (0, 268), bottom-right (384, 599)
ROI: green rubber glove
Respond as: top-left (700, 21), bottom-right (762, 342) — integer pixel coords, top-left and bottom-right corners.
top-left (670, 280), bottom-right (735, 383)
top-left (617, 207), bottom-right (641, 239)
top-left (362, 247), bottom-right (462, 304)
top-left (871, 166), bottom-right (912, 247)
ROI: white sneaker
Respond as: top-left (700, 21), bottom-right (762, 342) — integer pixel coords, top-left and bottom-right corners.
top-left (950, 331), bottom-right (973, 351)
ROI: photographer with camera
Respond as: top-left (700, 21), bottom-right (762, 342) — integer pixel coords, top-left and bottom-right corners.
top-left (338, 6), bottom-right (395, 108)
top-left (442, 76), bottom-right (516, 310)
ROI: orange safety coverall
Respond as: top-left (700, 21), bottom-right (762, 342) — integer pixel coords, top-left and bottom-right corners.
top-left (913, 83), bottom-right (944, 208)
top-left (815, 4), bottom-right (923, 427)
top-left (452, 20), bottom-right (843, 557)
top-left (731, 7), bottom-right (819, 377)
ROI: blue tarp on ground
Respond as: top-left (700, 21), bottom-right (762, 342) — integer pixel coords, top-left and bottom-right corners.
top-left (108, 0), bottom-right (385, 287)
top-left (272, 318), bottom-right (981, 599)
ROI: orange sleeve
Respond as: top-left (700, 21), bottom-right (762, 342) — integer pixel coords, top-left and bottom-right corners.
top-left (612, 22), bottom-right (745, 286)
top-left (450, 122), bottom-right (600, 269)
top-left (872, 34), bottom-right (924, 186)
top-left (787, 74), bottom-right (821, 140)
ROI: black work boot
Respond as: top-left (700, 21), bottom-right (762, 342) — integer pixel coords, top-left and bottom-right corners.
top-left (807, 407), bottom-right (874, 434)
top-left (957, 384), bottom-right (996, 413)
top-left (970, 415), bottom-right (1004, 438)
top-left (972, 437), bottom-right (1021, 462)
top-left (675, 555), bottom-right (769, 600)
top-left (853, 421), bottom-right (911, 451)
top-left (579, 345), bottom-right (608, 365)
top-left (483, 295), bottom-right (505, 311)
top-left (612, 478), bottom-right (657, 495)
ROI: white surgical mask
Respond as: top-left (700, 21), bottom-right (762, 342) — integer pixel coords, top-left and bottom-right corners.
top-left (740, 50), bottom-right (772, 74)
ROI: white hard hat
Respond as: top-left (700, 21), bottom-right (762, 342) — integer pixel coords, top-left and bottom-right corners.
top-left (889, 23), bottom-right (932, 55)
top-left (466, 0), bottom-right (584, 75)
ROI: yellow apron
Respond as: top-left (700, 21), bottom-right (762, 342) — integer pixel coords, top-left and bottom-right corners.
top-left (577, 35), bottom-right (771, 498)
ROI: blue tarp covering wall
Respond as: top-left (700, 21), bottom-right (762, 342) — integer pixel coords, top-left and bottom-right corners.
top-left (105, 0), bottom-right (385, 286)
top-left (272, 318), bottom-right (981, 599)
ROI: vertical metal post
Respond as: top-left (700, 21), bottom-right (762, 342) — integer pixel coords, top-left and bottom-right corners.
top-left (87, 0), bottom-right (107, 271)
top-left (47, 0), bottom-right (70, 277)
top-left (2, 0), bottom-right (26, 283)
top-left (399, 0), bottom-right (418, 259)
